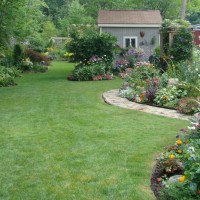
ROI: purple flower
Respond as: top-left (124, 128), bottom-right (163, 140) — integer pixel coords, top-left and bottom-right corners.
top-left (180, 129), bottom-right (185, 133)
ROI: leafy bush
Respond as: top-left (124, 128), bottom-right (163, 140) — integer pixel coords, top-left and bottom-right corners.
top-left (161, 20), bottom-right (193, 63)
top-left (175, 48), bottom-right (200, 86)
top-left (170, 28), bottom-right (193, 63)
top-left (154, 86), bottom-right (187, 107)
top-left (72, 63), bottom-right (110, 81)
top-left (0, 66), bottom-right (21, 87)
top-left (176, 97), bottom-right (200, 115)
top-left (66, 31), bottom-right (117, 62)
top-left (69, 55), bottom-right (113, 81)
top-left (156, 113), bottom-right (200, 199)
top-left (177, 82), bottom-right (200, 98)
top-left (25, 49), bottom-right (51, 66)
top-left (32, 64), bottom-right (48, 73)
top-left (127, 62), bottom-right (160, 87)
top-left (20, 60), bottom-right (33, 71)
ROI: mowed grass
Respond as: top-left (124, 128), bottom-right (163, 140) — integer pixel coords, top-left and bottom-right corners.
top-left (0, 62), bottom-right (188, 200)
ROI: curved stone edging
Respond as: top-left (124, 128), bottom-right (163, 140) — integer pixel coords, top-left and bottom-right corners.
top-left (102, 89), bottom-right (190, 121)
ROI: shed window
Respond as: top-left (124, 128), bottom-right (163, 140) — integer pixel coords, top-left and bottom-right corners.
top-left (124, 37), bottom-right (137, 48)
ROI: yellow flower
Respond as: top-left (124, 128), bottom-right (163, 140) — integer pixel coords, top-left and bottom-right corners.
top-left (47, 47), bottom-right (53, 51)
top-left (176, 140), bottom-right (182, 145)
top-left (169, 154), bottom-right (175, 159)
top-left (177, 150), bottom-right (182, 154)
top-left (179, 176), bottom-right (186, 182)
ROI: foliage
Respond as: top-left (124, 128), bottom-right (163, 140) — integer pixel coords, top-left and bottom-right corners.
top-left (157, 113), bottom-right (200, 199)
top-left (176, 61), bottom-right (200, 85)
top-left (27, 35), bottom-right (46, 52)
top-left (170, 28), bottom-right (193, 63)
top-left (118, 62), bottom-right (161, 103)
top-left (113, 59), bottom-right (129, 73)
top-left (161, 20), bottom-right (193, 63)
top-left (124, 48), bottom-right (145, 67)
top-left (20, 59), bottom-right (34, 71)
top-left (176, 97), bottom-right (200, 115)
top-left (69, 55), bottom-right (113, 81)
top-left (13, 44), bottom-right (24, 66)
top-left (41, 20), bottom-right (57, 42)
top-left (177, 82), bottom-right (200, 98)
top-left (154, 86), bottom-right (187, 107)
top-left (32, 64), bottom-right (48, 73)
top-left (25, 49), bottom-right (51, 66)
top-left (128, 62), bottom-right (160, 85)
top-left (145, 79), bottom-right (159, 103)
top-left (66, 30), bottom-right (117, 62)
top-left (0, 66), bottom-right (21, 87)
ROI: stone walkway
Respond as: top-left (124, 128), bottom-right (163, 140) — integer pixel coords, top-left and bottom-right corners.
top-left (102, 89), bottom-right (190, 121)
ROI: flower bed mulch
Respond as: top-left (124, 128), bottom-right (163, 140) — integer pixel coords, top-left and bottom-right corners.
top-left (151, 161), bottom-right (165, 200)
top-left (151, 160), bottom-right (184, 200)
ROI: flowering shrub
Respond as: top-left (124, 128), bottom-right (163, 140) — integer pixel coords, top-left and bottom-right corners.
top-left (155, 113), bottom-right (200, 199)
top-left (176, 97), bottom-right (200, 115)
top-left (20, 58), bottom-right (33, 71)
top-left (68, 55), bottom-right (113, 81)
top-left (113, 59), bottom-right (129, 73)
top-left (154, 86), bottom-right (187, 107)
top-left (124, 48), bottom-right (145, 66)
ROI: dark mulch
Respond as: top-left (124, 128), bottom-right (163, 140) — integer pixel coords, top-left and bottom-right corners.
top-left (151, 160), bottom-right (165, 200)
top-left (151, 160), bottom-right (184, 200)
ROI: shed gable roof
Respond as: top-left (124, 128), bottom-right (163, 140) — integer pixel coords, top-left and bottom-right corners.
top-left (98, 10), bottom-right (162, 25)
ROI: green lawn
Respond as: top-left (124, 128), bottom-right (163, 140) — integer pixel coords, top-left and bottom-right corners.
top-left (0, 62), bottom-right (188, 200)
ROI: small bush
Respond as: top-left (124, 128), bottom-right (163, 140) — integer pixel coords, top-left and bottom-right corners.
top-left (176, 97), bottom-right (199, 115)
top-left (32, 64), bottom-right (48, 73)
top-left (25, 49), bottom-right (51, 66)
top-left (0, 66), bottom-right (20, 87)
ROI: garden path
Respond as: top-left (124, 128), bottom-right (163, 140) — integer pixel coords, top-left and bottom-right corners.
top-left (103, 89), bottom-right (190, 121)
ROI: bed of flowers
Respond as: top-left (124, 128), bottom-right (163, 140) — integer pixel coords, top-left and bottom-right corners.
top-left (67, 55), bottom-right (113, 81)
top-left (151, 112), bottom-right (200, 199)
top-left (117, 47), bottom-right (200, 115)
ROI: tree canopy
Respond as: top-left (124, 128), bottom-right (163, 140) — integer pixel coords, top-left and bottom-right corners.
top-left (1, 0), bottom-right (200, 50)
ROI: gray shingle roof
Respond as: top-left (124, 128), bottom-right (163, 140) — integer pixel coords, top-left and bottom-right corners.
top-left (98, 10), bottom-right (162, 24)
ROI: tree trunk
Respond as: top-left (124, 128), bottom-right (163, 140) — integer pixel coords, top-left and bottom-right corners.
top-left (181, 0), bottom-right (187, 19)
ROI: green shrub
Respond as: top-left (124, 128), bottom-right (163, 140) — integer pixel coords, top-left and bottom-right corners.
top-left (13, 44), bottom-right (24, 66)
top-left (176, 97), bottom-right (199, 115)
top-left (177, 82), bottom-right (200, 97)
top-left (170, 28), bottom-right (193, 63)
top-left (160, 20), bottom-right (193, 63)
top-left (66, 31), bottom-right (117, 62)
top-left (73, 63), bottom-right (106, 81)
top-left (20, 60), bottom-right (33, 71)
top-left (32, 64), bottom-right (48, 73)
top-left (0, 66), bottom-right (20, 87)
top-left (126, 62), bottom-right (160, 86)
top-left (159, 182), bottom-right (198, 200)
top-left (154, 86), bottom-right (187, 107)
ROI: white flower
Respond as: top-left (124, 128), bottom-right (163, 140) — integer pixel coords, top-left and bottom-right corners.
top-left (187, 126), bottom-right (195, 130)
top-left (187, 146), bottom-right (195, 153)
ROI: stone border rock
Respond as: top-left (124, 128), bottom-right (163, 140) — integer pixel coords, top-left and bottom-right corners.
top-left (102, 89), bottom-right (190, 121)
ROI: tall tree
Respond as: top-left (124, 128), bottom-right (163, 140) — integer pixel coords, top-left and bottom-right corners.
top-left (181, 0), bottom-right (187, 19)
